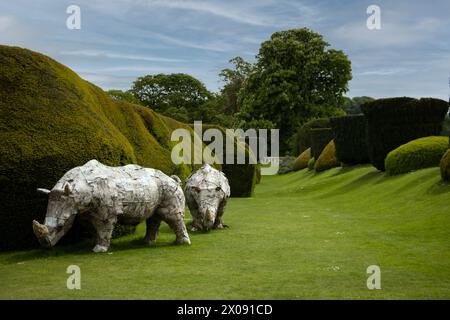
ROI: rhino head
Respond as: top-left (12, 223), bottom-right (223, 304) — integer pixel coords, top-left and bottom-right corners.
top-left (33, 184), bottom-right (77, 248)
top-left (189, 185), bottom-right (223, 231)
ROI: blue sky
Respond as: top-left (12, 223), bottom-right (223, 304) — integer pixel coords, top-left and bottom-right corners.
top-left (1, 0), bottom-right (449, 99)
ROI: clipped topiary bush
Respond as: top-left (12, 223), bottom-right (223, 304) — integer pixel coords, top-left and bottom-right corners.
top-left (295, 118), bottom-right (330, 155)
top-left (0, 45), bottom-right (206, 251)
top-left (330, 115), bottom-right (369, 164)
top-left (361, 97), bottom-right (449, 171)
top-left (307, 157), bottom-right (316, 170)
top-left (440, 149), bottom-right (450, 181)
top-left (292, 148), bottom-right (311, 171)
top-left (310, 128), bottom-right (334, 159)
top-left (314, 140), bottom-right (340, 172)
top-left (385, 136), bottom-right (449, 175)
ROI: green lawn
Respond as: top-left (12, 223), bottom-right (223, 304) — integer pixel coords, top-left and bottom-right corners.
top-left (1, 165), bottom-right (449, 299)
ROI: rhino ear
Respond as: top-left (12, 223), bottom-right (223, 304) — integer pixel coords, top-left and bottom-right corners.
top-left (64, 184), bottom-right (72, 196)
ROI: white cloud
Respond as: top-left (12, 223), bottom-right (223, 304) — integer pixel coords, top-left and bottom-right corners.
top-left (60, 50), bottom-right (184, 62)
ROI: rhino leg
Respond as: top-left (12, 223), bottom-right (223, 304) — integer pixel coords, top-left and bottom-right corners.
top-left (189, 208), bottom-right (203, 232)
top-left (213, 198), bottom-right (228, 229)
top-left (91, 209), bottom-right (117, 253)
top-left (166, 217), bottom-right (191, 245)
top-left (143, 214), bottom-right (161, 245)
top-left (158, 208), bottom-right (190, 245)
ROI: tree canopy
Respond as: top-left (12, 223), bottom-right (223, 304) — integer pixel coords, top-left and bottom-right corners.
top-left (130, 73), bottom-right (212, 123)
top-left (238, 28), bottom-right (352, 153)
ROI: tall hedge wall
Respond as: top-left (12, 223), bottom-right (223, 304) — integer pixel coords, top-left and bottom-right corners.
top-left (310, 128), bottom-right (334, 159)
top-left (360, 97), bottom-right (449, 171)
top-left (330, 115), bottom-right (369, 164)
top-left (295, 118), bottom-right (330, 155)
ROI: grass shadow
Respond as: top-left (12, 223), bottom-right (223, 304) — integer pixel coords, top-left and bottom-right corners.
top-left (314, 170), bottom-right (382, 199)
top-left (426, 179), bottom-right (450, 196)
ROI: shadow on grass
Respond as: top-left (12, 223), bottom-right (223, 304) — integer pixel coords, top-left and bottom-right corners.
top-left (426, 179), bottom-right (450, 196)
top-left (314, 170), bottom-right (382, 199)
top-left (2, 223), bottom-right (227, 264)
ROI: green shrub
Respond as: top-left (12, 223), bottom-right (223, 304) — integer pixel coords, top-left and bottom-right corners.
top-left (294, 118), bottom-right (330, 155)
top-left (310, 128), bottom-right (334, 159)
top-left (440, 149), bottom-right (450, 181)
top-left (292, 148), bottom-right (311, 171)
top-left (385, 136), bottom-right (449, 175)
top-left (0, 45), bottom-right (205, 251)
top-left (255, 165), bottom-right (262, 184)
top-left (314, 140), bottom-right (340, 172)
top-left (361, 97), bottom-right (449, 171)
top-left (307, 157), bottom-right (316, 170)
top-left (330, 115), bottom-right (369, 164)
top-left (200, 124), bottom-right (257, 197)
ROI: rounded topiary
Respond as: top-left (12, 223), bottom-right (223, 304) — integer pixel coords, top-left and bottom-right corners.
top-left (307, 157), bottom-right (316, 170)
top-left (385, 136), bottom-right (449, 175)
top-left (292, 148), bottom-right (311, 171)
top-left (440, 149), bottom-right (450, 181)
top-left (0, 45), bottom-right (204, 251)
top-left (314, 140), bottom-right (340, 172)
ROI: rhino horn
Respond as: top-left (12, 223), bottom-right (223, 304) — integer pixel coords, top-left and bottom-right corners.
top-left (32, 220), bottom-right (49, 238)
top-left (36, 188), bottom-right (51, 195)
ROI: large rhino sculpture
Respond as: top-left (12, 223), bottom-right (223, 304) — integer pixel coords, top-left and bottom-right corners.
top-left (184, 164), bottom-right (230, 231)
top-left (32, 160), bottom-right (191, 252)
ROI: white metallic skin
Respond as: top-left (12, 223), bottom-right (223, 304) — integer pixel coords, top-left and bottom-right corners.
top-left (32, 160), bottom-right (190, 252)
top-left (184, 164), bottom-right (231, 231)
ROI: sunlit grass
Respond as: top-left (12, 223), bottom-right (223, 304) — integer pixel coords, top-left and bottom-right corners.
top-left (1, 165), bottom-right (449, 299)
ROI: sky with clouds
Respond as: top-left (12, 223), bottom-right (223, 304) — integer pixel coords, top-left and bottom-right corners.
top-left (1, 0), bottom-right (449, 100)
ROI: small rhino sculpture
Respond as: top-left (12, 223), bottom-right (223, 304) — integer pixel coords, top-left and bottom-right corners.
top-left (32, 160), bottom-right (190, 252)
top-left (184, 164), bottom-right (231, 231)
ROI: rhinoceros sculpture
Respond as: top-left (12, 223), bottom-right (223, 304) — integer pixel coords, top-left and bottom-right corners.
top-left (184, 164), bottom-right (230, 231)
top-left (32, 160), bottom-right (191, 252)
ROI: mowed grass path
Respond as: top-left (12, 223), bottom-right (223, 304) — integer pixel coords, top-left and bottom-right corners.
top-left (1, 165), bottom-right (449, 299)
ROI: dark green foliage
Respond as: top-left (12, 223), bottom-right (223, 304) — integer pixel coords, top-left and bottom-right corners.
top-left (0, 46), bottom-right (203, 251)
top-left (330, 115), bottom-right (370, 164)
top-left (310, 128), bottom-right (334, 159)
top-left (255, 165), bottom-right (262, 184)
top-left (238, 28), bottom-right (351, 153)
top-left (219, 57), bottom-right (253, 115)
top-left (295, 118), bottom-right (330, 155)
top-left (200, 124), bottom-right (257, 197)
top-left (441, 113), bottom-right (450, 136)
top-left (107, 89), bottom-right (142, 105)
top-left (440, 149), bottom-right (450, 181)
top-left (342, 96), bottom-right (374, 115)
top-left (130, 73), bottom-right (212, 123)
top-left (307, 157), bottom-right (316, 170)
top-left (385, 136), bottom-right (449, 175)
top-left (361, 97), bottom-right (449, 171)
